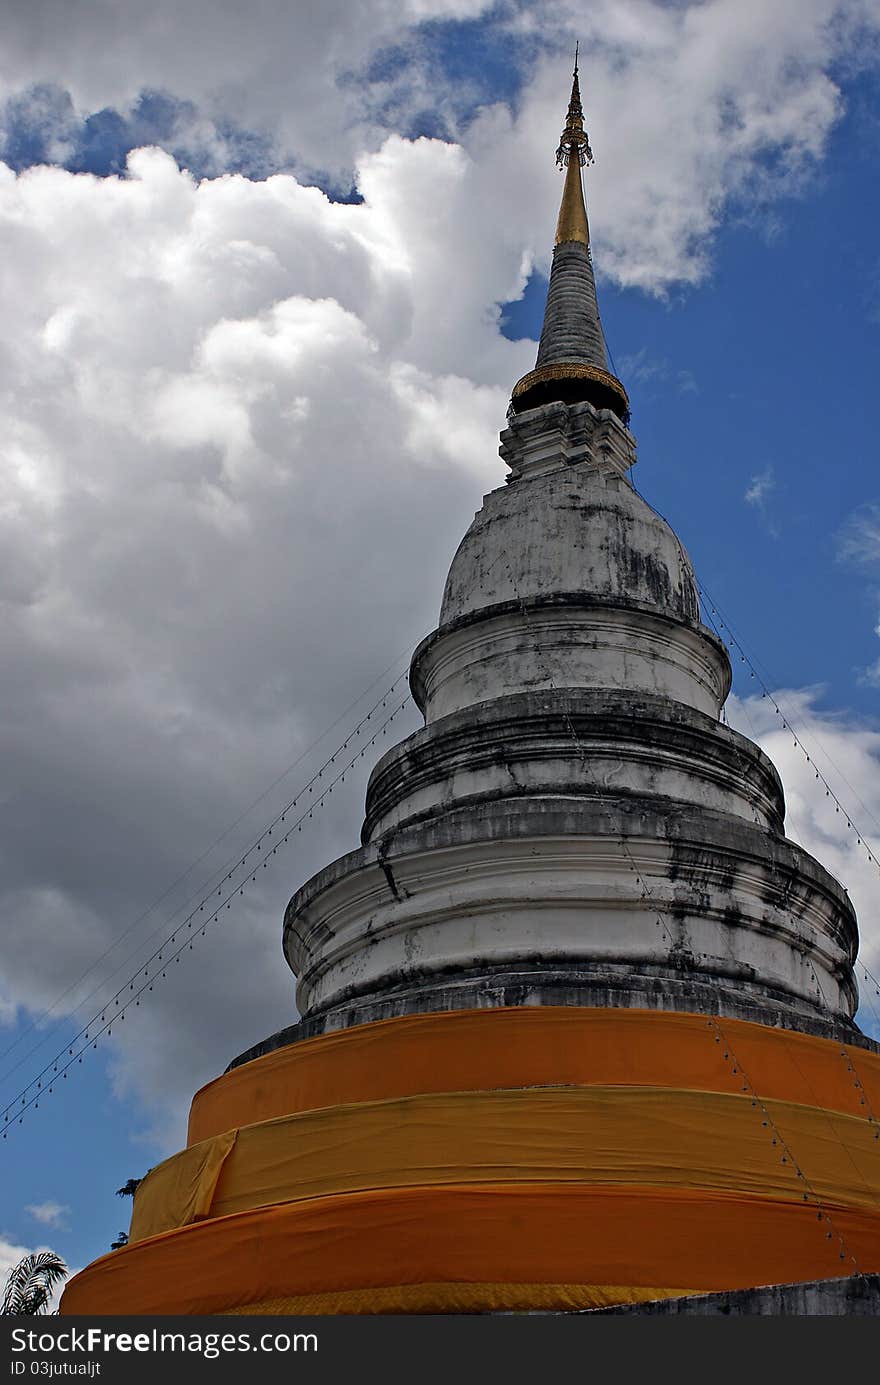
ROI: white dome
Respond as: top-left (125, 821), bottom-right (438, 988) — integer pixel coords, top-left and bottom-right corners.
top-left (440, 466), bottom-right (700, 627)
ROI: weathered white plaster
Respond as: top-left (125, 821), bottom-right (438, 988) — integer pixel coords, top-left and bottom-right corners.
top-left (363, 693), bottom-right (783, 842)
top-left (412, 605), bottom-right (729, 722)
top-left (441, 410), bottom-right (699, 631)
top-left (288, 823), bottom-right (856, 1021)
top-left (498, 398), bottom-right (636, 480)
top-left (280, 396), bottom-right (862, 1044)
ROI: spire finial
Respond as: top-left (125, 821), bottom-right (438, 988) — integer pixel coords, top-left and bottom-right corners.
top-left (556, 42), bottom-right (593, 170)
top-left (553, 47), bottom-right (592, 247)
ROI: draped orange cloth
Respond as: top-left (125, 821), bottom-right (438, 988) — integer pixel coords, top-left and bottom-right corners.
top-left (188, 1007), bottom-right (880, 1143)
top-left (133, 1085), bottom-right (880, 1242)
top-left (62, 1007), bottom-right (880, 1316)
top-left (63, 1183), bottom-right (880, 1316)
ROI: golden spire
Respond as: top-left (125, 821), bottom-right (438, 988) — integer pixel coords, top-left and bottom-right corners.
top-left (509, 47), bottom-right (629, 425)
top-left (554, 44), bottom-right (592, 247)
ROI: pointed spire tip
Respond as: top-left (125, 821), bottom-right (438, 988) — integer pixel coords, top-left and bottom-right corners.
top-left (554, 50), bottom-right (591, 244)
top-left (556, 43), bottom-right (593, 170)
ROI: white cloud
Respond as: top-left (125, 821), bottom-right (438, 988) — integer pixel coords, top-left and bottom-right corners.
top-left (0, 1236), bottom-right (30, 1283)
top-left (745, 467), bottom-right (775, 507)
top-left (863, 611), bottom-right (880, 688)
top-left (838, 503), bottom-right (880, 566)
top-left (0, 2), bottom-right (877, 291)
top-left (860, 657), bottom-right (880, 688)
top-left (836, 504), bottom-right (880, 683)
top-left (25, 1202), bottom-right (69, 1230)
top-left (497, 0), bottom-right (880, 291)
top-left (743, 464), bottom-right (778, 535)
top-left (0, 142), bottom-right (521, 1147)
top-left (0, 0), bottom-right (495, 182)
top-left (617, 348), bottom-right (699, 396)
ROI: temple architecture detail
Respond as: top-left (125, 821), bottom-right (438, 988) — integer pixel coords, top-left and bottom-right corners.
top-left (63, 60), bottom-right (880, 1317)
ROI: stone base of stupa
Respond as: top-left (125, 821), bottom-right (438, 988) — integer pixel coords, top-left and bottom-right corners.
top-left (583, 1273), bottom-right (880, 1315)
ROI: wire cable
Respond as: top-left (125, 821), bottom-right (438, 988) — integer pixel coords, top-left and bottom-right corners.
top-left (0, 640), bottom-right (423, 1083)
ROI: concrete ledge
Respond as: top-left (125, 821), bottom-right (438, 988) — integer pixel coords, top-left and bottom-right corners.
top-left (583, 1275), bottom-right (880, 1315)
top-left (283, 795), bottom-right (859, 1025)
top-left (410, 593), bottom-right (727, 722)
top-left (227, 973), bottom-right (876, 1069)
top-left (363, 689), bottom-right (784, 842)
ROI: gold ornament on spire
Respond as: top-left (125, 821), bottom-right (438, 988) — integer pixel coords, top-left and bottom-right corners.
top-left (555, 43), bottom-right (593, 169)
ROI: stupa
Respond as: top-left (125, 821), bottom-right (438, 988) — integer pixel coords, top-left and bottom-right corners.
top-left (63, 60), bottom-right (880, 1317)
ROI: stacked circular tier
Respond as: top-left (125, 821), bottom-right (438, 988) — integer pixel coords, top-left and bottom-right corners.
top-left (62, 1006), bottom-right (880, 1314)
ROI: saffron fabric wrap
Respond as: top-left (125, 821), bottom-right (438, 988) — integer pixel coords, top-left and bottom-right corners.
top-left (62, 1185), bottom-right (880, 1316)
top-left (187, 1006), bottom-right (880, 1143)
top-left (61, 1007), bottom-right (880, 1316)
top-left (131, 1086), bottom-right (880, 1242)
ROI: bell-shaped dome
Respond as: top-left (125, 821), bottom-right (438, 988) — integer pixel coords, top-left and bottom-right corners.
top-left (440, 465), bottom-right (701, 628)
top-left (409, 431), bottom-right (726, 727)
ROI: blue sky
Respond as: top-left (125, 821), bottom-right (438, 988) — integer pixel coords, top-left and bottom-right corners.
top-left (0, 0), bottom-right (879, 1285)
top-left (594, 72), bottom-right (880, 721)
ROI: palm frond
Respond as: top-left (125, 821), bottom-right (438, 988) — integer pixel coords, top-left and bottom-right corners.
top-left (2, 1252), bottom-right (68, 1316)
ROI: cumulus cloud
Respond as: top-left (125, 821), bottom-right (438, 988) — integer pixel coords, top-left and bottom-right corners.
top-left (0, 140), bottom-right (529, 1146)
top-left (0, 0), bottom-right (495, 182)
top-left (0, 2), bottom-right (878, 290)
top-left (25, 1202), bottom-right (69, 1230)
top-left (499, 0), bottom-right (880, 291)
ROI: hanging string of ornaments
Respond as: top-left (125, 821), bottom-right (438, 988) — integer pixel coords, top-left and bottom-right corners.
top-left (499, 550), bottom-right (867, 1269)
top-left (697, 582), bottom-right (880, 1009)
top-left (1, 680), bottom-right (413, 1143)
top-left (700, 598), bottom-right (880, 1106)
top-left (631, 482), bottom-right (880, 1010)
top-left (706, 1014), bottom-right (858, 1269)
top-left (699, 583), bottom-right (880, 866)
top-left (695, 601), bottom-right (880, 1030)
top-left (0, 644), bottom-right (420, 1086)
top-left (0, 667), bottom-right (413, 1095)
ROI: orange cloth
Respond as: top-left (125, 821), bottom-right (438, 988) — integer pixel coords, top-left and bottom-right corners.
top-left (63, 1182), bottom-right (880, 1316)
top-left (62, 1008), bottom-right (880, 1316)
top-left (133, 1085), bottom-right (880, 1242)
top-left (221, 1282), bottom-right (701, 1315)
top-left (131, 1129), bottom-right (237, 1238)
top-left (188, 1007), bottom-right (880, 1144)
